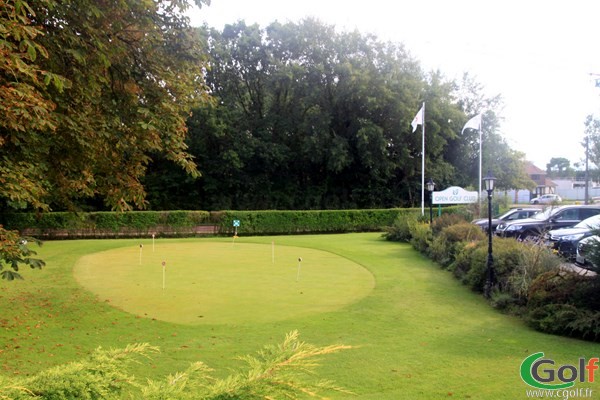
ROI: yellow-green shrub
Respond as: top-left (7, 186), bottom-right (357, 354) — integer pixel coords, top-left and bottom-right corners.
top-left (430, 223), bottom-right (485, 268)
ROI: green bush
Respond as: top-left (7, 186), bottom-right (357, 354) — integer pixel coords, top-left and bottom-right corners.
top-left (461, 243), bottom-right (490, 291)
top-left (3, 209), bottom-right (413, 239)
top-left (449, 241), bottom-right (479, 282)
top-left (440, 222), bottom-right (485, 243)
top-left (430, 213), bottom-right (468, 235)
top-left (89, 212), bottom-right (122, 231)
top-left (527, 271), bottom-right (587, 308)
top-left (428, 234), bottom-right (451, 267)
top-left (2, 210), bottom-right (214, 239)
top-left (216, 209), bottom-right (404, 235)
top-left (1, 332), bottom-right (351, 399)
top-left (452, 237), bottom-right (560, 300)
top-left (506, 242), bottom-right (561, 302)
top-left (403, 213), bottom-right (597, 341)
top-left (490, 290), bottom-right (520, 312)
top-left (462, 238), bottom-right (531, 293)
top-left (527, 303), bottom-right (600, 341)
top-left (429, 223), bottom-right (485, 268)
top-left (527, 303), bottom-right (581, 336)
top-left (1, 343), bottom-right (154, 399)
top-left (577, 232), bottom-right (600, 275)
top-left (409, 222), bottom-right (432, 255)
top-left (526, 271), bottom-right (600, 340)
top-left (527, 270), bottom-right (600, 311)
top-left (383, 213), bottom-right (420, 242)
top-left (565, 309), bottom-right (600, 341)
top-left (3, 212), bottom-right (87, 230)
top-left (464, 196), bottom-right (509, 223)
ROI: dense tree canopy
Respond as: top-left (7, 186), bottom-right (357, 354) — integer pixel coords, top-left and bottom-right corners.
top-left (145, 19), bottom-right (527, 210)
top-left (1, 4), bottom-right (536, 276)
top-left (585, 115), bottom-right (600, 167)
top-left (0, 0), bottom-right (211, 212)
top-left (1, 3), bottom-right (530, 214)
top-left (546, 157), bottom-right (575, 178)
top-left (0, 0), bottom-right (210, 278)
top-left (581, 114), bottom-right (600, 182)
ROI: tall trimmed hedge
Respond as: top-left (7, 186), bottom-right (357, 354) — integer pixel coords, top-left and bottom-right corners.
top-left (0, 208), bottom-right (446, 239)
top-left (215, 209), bottom-right (413, 235)
top-left (1, 211), bottom-right (212, 239)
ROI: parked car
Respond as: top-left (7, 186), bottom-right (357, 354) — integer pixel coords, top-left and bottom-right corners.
top-left (544, 214), bottom-right (600, 259)
top-left (576, 235), bottom-right (600, 269)
top-left (471, 207), bottom-right (541, 233)
top-left (496, 205), bottom-right (600, 240)
top-left (530, 194), bottom-right (562, 205)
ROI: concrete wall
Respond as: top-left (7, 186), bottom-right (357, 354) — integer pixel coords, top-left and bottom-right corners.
top-left (504, 180), bottom-right (600, 203)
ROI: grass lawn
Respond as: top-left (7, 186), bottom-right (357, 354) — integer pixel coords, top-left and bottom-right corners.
top-left (73, 241), bottom-right (374, 325)
top-left (1, 233), bottom-right (599, 399)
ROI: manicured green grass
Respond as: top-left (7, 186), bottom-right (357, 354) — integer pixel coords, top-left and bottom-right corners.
top-left (1, 233), bottom-right (599, 399)
top-left (73, 241), bottom-right (374, 325)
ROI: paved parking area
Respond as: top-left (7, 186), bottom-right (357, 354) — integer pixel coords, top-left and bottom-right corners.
top-left (562, 263), bottom-right (597, 276)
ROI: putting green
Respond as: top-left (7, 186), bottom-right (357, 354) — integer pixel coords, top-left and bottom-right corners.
top-left (73, 241), bottom-right (375, 325)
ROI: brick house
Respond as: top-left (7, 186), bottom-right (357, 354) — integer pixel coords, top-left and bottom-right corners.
top-left (525, 161), bottom-right (557, 199)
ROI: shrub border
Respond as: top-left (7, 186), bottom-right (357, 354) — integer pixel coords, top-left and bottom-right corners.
top-left (0, 208), bottom-right (463, 239)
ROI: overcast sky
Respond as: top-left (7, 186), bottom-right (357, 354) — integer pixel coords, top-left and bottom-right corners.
top-left (188, 0), bottom-right (600, 170)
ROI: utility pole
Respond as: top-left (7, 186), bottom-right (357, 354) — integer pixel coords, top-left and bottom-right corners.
top-left (585, 135), bottom-right (589, 204)
top-left (587, 72), bottom-right (600, 205)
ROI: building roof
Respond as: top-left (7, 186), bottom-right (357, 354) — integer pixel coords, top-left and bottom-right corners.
top-left (544, 177), bottom-right (557, 188)
top-left (525, 161), bottom-right (546, 175)
top-left (524, 161), bottom-right (557, 188)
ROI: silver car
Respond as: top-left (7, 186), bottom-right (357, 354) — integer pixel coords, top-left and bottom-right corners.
top-left (530, 194), bottom-right (562, 205)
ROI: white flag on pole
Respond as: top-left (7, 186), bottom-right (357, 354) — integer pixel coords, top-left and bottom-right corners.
top-left (461, 113), bottom-right (482, 134)
top-left (461, 113), bottom-right (483, 204)
top-left (411, 105), bottom-right (424, 133)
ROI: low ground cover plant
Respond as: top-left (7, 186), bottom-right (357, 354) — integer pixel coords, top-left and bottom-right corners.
top-left (0, 331), bottom-right (350, 399)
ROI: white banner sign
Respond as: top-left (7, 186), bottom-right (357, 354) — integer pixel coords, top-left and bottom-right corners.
top-left (432, 186), bottom-right (478, 205)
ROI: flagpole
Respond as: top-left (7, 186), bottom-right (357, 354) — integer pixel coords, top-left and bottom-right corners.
top-left (421, 102), bottom-right (425, 216)
top-left (479, 117), bottom-right (482, 210)
top-left (461, 113), bottom-right (483, 214)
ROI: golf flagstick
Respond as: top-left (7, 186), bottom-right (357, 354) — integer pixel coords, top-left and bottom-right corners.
top-left (162, 261), bottom-right (166, 289)
top-left (296, 257), bottom-right (302, 281)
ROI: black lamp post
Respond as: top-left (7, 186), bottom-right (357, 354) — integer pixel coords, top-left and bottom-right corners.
top-left (483, 171), bottom-right (496, 298)
top-left (426, 178), bottom-right (435, 224)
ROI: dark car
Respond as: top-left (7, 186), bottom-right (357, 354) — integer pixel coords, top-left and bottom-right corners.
top-left (544, 214), bottom-right (600, 259)
top-left (472, 207), bottom-right (541, 233)
top-left (496, 205), bottom-right (600, 240)
top-left (576, 235), bottom-right (600, 268)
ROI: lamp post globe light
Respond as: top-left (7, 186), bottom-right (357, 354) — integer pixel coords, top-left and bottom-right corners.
top-left (426, 178), bottom-right (435, 224)
top-left (483, 171), bottom-right (496, 298)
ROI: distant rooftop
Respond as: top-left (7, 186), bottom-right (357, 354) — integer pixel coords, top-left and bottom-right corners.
top-left (525, 161), bottom-right (545, 175)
